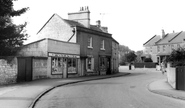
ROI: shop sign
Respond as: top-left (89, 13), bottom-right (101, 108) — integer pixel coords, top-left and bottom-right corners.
top-left (48, 52), bottom-right (80, 58)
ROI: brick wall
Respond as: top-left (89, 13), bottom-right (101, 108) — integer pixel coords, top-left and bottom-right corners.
top-left (0, 57), bottom-right (17, 85)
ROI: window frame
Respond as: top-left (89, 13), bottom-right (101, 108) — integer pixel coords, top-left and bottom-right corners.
top-left (100, 40), bottom-right (105, 50)
top-left (87, 37), bottom-right (93, 49)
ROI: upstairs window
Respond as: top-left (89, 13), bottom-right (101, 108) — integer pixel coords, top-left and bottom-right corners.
top-left (87, 37), bottom-right (93, 48)
top-left (163, 45), bottom-right (166, 52)
top-left (100, 40), bottom-right (105, 50)
top-left (157, 46), bottom-right (160, 52)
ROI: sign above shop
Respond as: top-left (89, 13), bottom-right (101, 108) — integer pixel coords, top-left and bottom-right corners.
top-left (48, 52), bottom-right (80, 58)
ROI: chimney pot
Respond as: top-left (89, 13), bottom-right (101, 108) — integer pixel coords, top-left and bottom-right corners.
top-left (96, 20), bottom-right (101, 27)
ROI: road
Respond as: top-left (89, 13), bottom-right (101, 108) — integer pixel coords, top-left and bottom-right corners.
top-left (34, 69), bottom-right (185, 108)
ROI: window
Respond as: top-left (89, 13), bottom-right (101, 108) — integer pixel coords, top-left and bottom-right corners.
top-left (100, 57), bottom-right (105, 67)
top-left (86, 57), bottom-right (94, 71)
top-left (87, 37), bottom-right (93, 48)
top-left (100, 40), bottom-right (105, 50)
top-left (51, 57), bottom-right (63, 74)
top-left (163, 45), bottom-right (165, 52)
top-left (150, 47), bottom-right (152, 52)
top-left (67, 58), bottom-right (77, 74)
top-left (171, 44), bottom-right (174, 50)
top-left (157, 46), bottom-right (160, 52)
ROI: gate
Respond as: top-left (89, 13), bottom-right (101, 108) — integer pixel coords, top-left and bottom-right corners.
top-left (17, 57), bottom-right (32, 82)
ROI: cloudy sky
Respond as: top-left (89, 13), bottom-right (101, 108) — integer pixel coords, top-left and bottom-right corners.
top-left (13, 0), bottom-right (185, 51)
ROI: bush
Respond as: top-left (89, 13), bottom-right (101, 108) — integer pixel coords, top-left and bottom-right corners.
top-left (167, 47), bottom-right (185, 66)
top-left (144, 58), bottom-right (153, 62)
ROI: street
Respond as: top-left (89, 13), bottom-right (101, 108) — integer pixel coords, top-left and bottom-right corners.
top-left (34, 69), bottom-right (185, 108)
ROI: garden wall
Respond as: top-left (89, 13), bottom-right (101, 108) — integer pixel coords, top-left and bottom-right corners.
top-left (166, 63), bottom-right (176, 89)
top-left (0, 57), bottom-right (17, 85)
top-left (134, 63), bottom-right (156, 68)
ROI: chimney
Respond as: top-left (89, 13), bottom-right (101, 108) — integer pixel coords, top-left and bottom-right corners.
top-left (96, 20), bottom-right (101, 27)
top-left (68, 6), bottom-right (90, 28)
top-left (162, 29), bottom-right (165, 38)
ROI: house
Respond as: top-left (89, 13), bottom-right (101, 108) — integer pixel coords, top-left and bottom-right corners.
top-left (112, 38), bottom-right (119, 73)
top-left (142, 35), bottom-right (161, 62)
top-left (143, 29), bottom-right (185, 64)
top-left (17, 6), bottom-right (119, 80)
top-left (156, 31), bottom-right (182, 63)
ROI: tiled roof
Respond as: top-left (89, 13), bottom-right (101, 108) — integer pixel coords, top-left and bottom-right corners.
top-left (64, 19), bottom-right (85, 27)
top-left (37, 13), bottom-right (108, 35)
top-left (157, 32), bottom-right (181, 45)
top-left (169, 31), bottom-right (185, 44)
top-left (143, 35), bottom-right (161, 46)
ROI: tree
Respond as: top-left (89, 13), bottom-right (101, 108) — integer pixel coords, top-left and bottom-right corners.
top-left (0, 0), bottom-right (28, 56)
top-left (125, 51), bottom-right (137, 63)
top-left (118, 45), bottom-right (132, 65)
top-left (135, 50), bottom-right (143, 63)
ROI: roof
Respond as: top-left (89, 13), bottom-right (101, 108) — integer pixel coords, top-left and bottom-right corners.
top-left (169, 31), bottom-right (185, 44)
top-left (157, 32), bottom-right (181, 45)
top-left (143, 35), bottom-right (161, 46)
top-left (112, 37), bottom-right (119, 44)
top-left (37, 13), bottom-right (108, 35)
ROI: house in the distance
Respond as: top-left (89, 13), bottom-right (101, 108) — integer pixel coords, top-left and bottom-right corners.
top-left (17, 6), bottom-right (119, 81)
top-left (143, 30), bottom-right (185, 64)
top-left (142, 35), bottom-right (161, 62)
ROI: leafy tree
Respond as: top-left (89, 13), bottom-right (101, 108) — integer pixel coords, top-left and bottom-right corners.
top-left (119, 45), bottom-right (132, 65)
top-left (125, 51), bottom-right (137, 63)
top-left (0, 0), bottom-right (28, 56)
top-left (135, 50), bottom-right (143, 63)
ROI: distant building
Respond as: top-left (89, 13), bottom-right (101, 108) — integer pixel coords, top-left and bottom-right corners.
top-left (143, 30), bottom-right (185, 64)
top-left (17, 7), bottom-right (119, 80)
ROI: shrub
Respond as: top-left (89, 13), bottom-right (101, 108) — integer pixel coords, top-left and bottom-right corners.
top-left (167, 47), bottom-right (185, 66)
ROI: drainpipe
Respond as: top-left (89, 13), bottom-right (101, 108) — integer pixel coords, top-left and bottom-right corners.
top-left (67, 27), bottom-right (76, 42)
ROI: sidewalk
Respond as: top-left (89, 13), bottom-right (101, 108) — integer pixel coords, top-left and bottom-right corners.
top-left (0, 72), bottom-right (129, 108)
top-left (148, 79), bottom-right (185, 100)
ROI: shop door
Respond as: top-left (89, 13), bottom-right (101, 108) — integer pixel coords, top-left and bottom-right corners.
top-left (106, 58), bottom-right (111, 75)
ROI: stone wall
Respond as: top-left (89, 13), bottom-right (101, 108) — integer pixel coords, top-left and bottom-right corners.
top-left (0, 57), bottom-right (17, 85)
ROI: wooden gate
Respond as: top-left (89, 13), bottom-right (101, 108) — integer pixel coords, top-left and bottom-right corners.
top-left (17, 57), bottom-right (32, 82)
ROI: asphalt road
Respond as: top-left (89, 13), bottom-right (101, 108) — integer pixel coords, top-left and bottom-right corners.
top-left (34, 70), bottom-right (185, 108)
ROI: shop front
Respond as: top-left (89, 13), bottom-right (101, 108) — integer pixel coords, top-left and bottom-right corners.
top-left (48, 52), bottom-right (80, 78)
top-left (99, 55), bottom-right (111, 75)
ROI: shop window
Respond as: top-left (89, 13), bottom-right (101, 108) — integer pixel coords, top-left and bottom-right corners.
top-left (100, 40), bottom-right (105, 50)
top-left (87, 37), bottom-right (93, 48)
top-left (86, 57), bottom-right (94, 71)
top-left (67, 58), bottom-right (77, 74)
top-left (100, 57), bottom-right (105, 67)
top-left (51, 57), bottom-right (63, 74)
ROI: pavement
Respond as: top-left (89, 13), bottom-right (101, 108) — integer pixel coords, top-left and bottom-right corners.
top-left (0, 67), bottom-right (185, 108)
top-left (0, 72), bottom-right (130, 108)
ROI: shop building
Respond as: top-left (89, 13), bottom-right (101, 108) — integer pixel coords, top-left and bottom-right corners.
top-left (18, 38), bottom-right (80, 80)
top-left (18, 7), bottom-right (119, 80)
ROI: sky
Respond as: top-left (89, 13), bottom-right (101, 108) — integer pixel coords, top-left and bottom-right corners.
top-left (13, 0), bottom-right (185, 51)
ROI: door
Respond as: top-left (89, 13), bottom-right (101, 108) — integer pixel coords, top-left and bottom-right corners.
top-left (17, 57), bottom-right (32, 82)
top-left (106, 58), bottom-right (111, 75)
